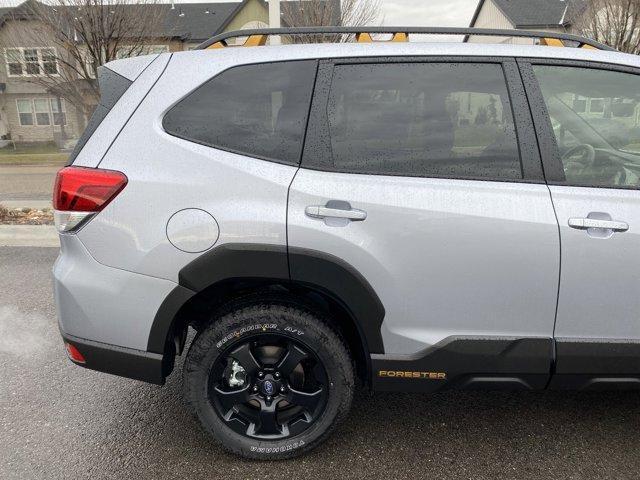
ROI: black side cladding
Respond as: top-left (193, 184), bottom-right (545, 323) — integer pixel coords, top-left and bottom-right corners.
top-left (372, 337), bottom-right (553, 393)
top-left (149, 244), bottom-right (386, 358)
top-left (66, 67), bottom-right (132, 165)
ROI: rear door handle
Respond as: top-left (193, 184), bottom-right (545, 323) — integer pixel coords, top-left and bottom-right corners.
top-left (568, 217), bottom-right (629, 232)
top-left (305, 204), bottom-right (367, 221)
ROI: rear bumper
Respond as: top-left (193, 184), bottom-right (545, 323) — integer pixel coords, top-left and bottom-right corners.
top-left (61, 331), bottom-right (166, 385)
top-left (53, 234), bottom-right (180, 384)
top-left (53, 233), bottom-right (178, 351)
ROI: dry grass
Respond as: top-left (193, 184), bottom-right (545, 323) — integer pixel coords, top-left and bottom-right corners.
top-left (0, 204), bottom-right (53, 225)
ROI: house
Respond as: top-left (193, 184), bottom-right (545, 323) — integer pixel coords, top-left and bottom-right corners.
top-left (467, 0), bottom-right (640, 135)
top-left (0, 0), bottom-right (282, 146)
top-left (465, 0), bottom-right (586, 44)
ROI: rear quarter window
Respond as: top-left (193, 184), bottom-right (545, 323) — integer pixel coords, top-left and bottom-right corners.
top-left (163, 60), bottom-right (317, 165)
top-left (67, 66), bottom-right (132, 165)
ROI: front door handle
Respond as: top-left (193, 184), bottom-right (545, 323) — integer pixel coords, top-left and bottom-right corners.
top-left (568, 217), bottom-right (629, 232)
top-left (305, 203), bottom-right (367, 221)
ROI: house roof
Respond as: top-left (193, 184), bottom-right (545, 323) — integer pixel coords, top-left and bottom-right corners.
top-left (163, 2), bottom-right (248, 41)
top-left (469, 0), bottom-right (586, 29)
top-left (0, 0), bottom-right (341, 42)
top-left (0, 0), bottom-right (256, 41)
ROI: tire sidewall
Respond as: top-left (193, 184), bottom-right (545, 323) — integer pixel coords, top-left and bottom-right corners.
top-left (183, 303), bottom-right (354, 459)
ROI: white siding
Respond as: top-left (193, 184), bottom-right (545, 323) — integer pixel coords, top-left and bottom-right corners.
top-left (469, 0), bottom-right (568, 45)
top-left (469, 0), bottom-right (519, 44)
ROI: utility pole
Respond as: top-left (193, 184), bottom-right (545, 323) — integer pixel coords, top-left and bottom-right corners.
top-left (268, 0), bottom-right (281, 45)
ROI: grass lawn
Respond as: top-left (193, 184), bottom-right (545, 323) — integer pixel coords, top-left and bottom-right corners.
top-left (0, 144), bottom-right (68, 165)
top-left (0, 153), bottom-right (69, 165)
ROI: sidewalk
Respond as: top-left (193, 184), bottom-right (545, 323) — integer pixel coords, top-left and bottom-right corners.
top-left (2, 200), bottom-right (52, 210)
top-left (0, 224), bottom-right (59, 247)
top-left (3, 159), bottom-right (68, 247)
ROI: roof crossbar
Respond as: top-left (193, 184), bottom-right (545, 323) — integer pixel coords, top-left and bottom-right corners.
top-left (195, 26), bottom-right (614, 51)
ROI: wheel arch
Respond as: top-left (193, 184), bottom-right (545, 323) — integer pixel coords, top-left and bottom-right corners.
top-left (148, 244), bottom-right (385, 384)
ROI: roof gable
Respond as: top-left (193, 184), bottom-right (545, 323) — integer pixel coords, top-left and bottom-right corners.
top-left (470, 0), bottom-right (585, 28)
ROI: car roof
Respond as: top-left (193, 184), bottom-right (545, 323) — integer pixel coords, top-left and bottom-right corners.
top-left (176, 41), bottom-right (640, 70)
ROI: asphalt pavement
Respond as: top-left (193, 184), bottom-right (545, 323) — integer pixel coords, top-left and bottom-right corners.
top-left (2, 246), bottom-right (640, 480)
top-left (0, 164), bottom-right (58, 202)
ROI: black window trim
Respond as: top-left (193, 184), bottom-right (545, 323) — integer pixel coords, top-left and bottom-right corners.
top-left (301, 55), bottom-right (545, 184)
top-left (67, 65), bottom-right (135, 165)
top-left (518, 57), bottom-right (640, 191)
top-left (161, 59), bottom-right (319, 168)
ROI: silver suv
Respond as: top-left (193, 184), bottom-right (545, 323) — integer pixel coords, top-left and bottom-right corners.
top-left (53, 27), bottom-right (640, 460)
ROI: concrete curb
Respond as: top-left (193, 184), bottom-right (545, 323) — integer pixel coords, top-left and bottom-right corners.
top-left (0, 225), bottom-right (59, 248)
top-left (1, 200), bottom-right (52, 210)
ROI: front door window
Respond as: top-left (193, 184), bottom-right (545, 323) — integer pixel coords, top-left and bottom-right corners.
top-left (533, 65), bottom-right (640, 188)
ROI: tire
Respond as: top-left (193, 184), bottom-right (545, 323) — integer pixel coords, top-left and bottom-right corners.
top-left (183, 295), bottom-right (355, 460)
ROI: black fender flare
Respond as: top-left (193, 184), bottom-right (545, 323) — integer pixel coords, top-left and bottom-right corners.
top-left (147, 243), bottom-right (386, 356)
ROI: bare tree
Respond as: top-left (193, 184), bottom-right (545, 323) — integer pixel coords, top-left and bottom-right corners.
top-left (281, 0), bottom-right (382, 43)
top-left (573, 0), bottom-right (640, 54)
top-left (5, 0), bottom-right (168, 129)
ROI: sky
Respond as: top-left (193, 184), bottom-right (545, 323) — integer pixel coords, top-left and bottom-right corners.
top-left (0, 0), bottom-right (480, 27)
top-left (380, 0), bottom-right (477, 27)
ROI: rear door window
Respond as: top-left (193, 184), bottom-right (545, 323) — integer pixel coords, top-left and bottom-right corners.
top-left (163, 60), bottom-right (317, 165)
top-left (315, 62), bottom-right (522, 179)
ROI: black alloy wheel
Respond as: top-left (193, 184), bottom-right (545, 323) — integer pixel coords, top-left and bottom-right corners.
top-left (209, 334), bottom-right (329, 439)
top-left (183, 298), bottom-right (355, 459)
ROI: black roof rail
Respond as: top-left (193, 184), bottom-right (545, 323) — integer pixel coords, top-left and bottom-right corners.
top-left (195, 26), bottom-right (615, 51)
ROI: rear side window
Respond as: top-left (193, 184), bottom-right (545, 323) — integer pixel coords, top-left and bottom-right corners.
top-left (321, 62), bottom-right (522, 179)
top-left (163, 60), bottom-right (317, 165)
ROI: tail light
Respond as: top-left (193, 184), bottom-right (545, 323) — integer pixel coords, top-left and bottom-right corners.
top-left (53, 166), bottom-right (127, 233)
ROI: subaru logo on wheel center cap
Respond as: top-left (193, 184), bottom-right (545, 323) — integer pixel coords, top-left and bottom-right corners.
top-left (262, 380), bottom-right (274, 395)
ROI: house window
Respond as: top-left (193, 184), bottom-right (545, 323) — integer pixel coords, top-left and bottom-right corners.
top-left (4, 47), bottom-right (59, 76)
top-left (589, 98), bottom-right (605, 114)
top-left (16, 98), bottom-right (66, 126)
top-left (6, 49), bottom-right (23, 75)
top-left (17, 99), bottom-right (34, 126)
top-left (24, 49), bottom-right (40, 74)
top-left (34, 99), bottom-right (51, 125)
top-left (50, 99), bottom-right (66, 125)
top-left (572, 95), bottom-right (587, 113)
top-left (41, 48), bottom-right (58, 74)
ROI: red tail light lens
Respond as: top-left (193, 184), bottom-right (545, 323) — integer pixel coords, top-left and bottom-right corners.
top-left (54, 166), bottom-right (127, 212)
top-left (65, 343), bottom-right (86, 364)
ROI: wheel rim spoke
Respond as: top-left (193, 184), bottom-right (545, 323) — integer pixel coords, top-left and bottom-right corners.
top-left (286, 386), bottom-right (323, 410)
top-left (229, 343), bottom-right (261, 377)
top-left (276, 343), bottom-right (307, 376)
top-left (256, 403), bottom-right (281, 436)
top-left (213, 384), bottom-right (251, 413)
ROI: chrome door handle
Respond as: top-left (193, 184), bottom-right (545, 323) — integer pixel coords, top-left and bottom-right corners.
top-left (305, 205), bottom-right (367, 221)
top-left (568, 217), bottom-right (629, 232)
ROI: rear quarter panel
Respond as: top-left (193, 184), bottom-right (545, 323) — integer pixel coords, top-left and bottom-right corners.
top-left (72, 54), bottom-right (171, 168)
top-left (77, 50), bottom-right (299, 281)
